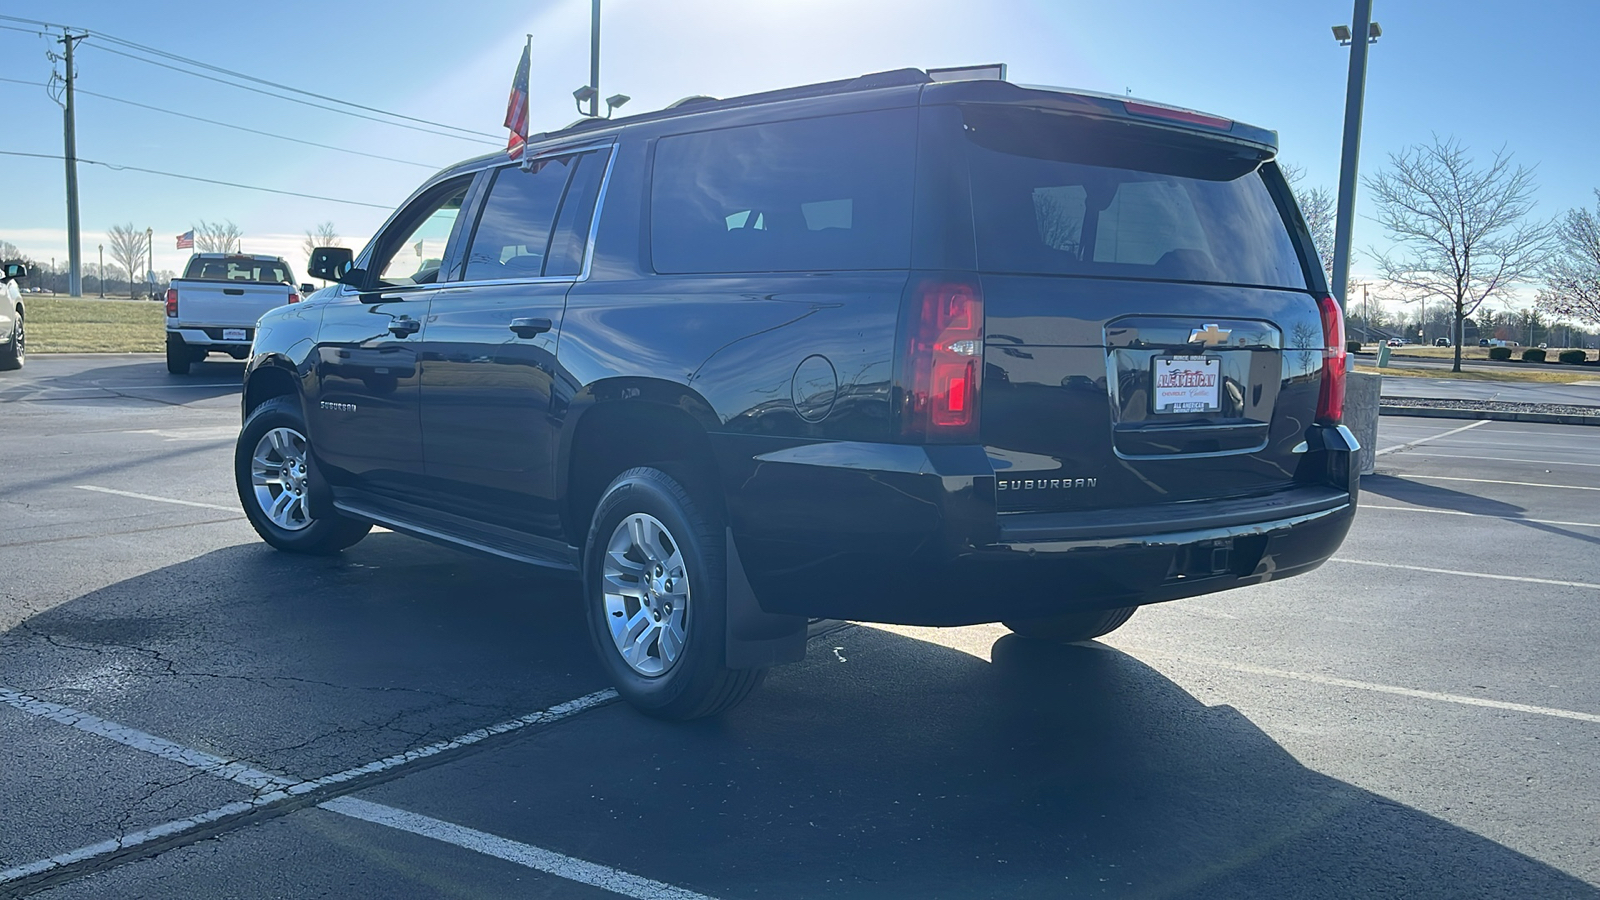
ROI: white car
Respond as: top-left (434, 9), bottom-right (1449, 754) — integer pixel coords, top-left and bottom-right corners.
top-left (0, 262), bottom-right (26, 370)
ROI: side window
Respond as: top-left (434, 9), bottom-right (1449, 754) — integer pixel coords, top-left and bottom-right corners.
top-left (462, 155), bottom-right (580, 282)
top-left (373, 180), bottom-right (470, 287)
top-left (650, 109), bottom-right (917, 274)
top-left (544, 149), bottom-right (611, 277)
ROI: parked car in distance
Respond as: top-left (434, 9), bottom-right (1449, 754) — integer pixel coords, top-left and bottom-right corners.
top-left (1387, 338), bottom-right (1404, 347)
top-left (1434, 337), bottom-right (1451, 346)
top-left (1479, 339), bottom-right (1491, 347)
top-left (237, 67), bottom-right (1358, 719)
top-left (165, 253), bottom-right (315, 374)
top-left (1, 262), bottom-right (26, 370)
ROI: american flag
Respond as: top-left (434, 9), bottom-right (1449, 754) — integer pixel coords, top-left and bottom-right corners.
top-left (504, 42), bottom-right (530, 159)
top-left (176, 230), bottom-right (194, 250)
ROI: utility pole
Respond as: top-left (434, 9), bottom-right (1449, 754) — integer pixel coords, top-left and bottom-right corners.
top-left (61, 30), bottom-right (86, 298)
top-left (145, 227), bottom-right (153, 300)
top-left (588, 0), bottom-right (601, 118)
top-left (97, 243), bottom-right (103, 298)
top-left (1330, 0), bottom-right (1376, 313)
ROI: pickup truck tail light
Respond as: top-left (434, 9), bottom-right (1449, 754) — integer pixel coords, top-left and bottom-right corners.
top-left (1315, 294), bottom-right (1346, 424)
top-left (287, 292), bottom-right (301, 304)
top-left (164, 288), bottom-right (177, 317)
top-left (897, 276), bottom-right (984, 442)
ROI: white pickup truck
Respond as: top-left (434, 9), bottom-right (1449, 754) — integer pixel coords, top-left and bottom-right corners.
top-left (164, 253), bottom-right (313, 374)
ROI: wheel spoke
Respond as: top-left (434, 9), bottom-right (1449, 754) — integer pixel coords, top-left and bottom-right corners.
top-left (252, 453), bottom-right (278, 472)
top-left (252, 471), bottom-right (283, 487)
top-left (659, 612), bottom-right (685, 664)
top-left (603, 571), bottom-right (645, 599)
top-left (269, 491), bottom-right (294, 525)
top-left (624, 621), bottom-right (658, 668)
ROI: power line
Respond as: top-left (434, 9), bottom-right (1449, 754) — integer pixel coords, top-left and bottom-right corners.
top-left (0, 12), bottom-right (500, 145)
top-left (88, 43), bottom-right (498, 146)
top-left (88, 31), bottom-right (502, 141)
top-left (0, 150), bottom-right (393, 209)
top-left (0, 77), bottom-right (441, 169)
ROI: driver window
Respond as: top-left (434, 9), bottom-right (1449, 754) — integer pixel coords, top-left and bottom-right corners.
top-left (375, 182), bottom-right (469, 286)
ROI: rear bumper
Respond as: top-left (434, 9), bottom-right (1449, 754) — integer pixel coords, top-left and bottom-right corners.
top-left (721, 426), bottom-right (1358, 626)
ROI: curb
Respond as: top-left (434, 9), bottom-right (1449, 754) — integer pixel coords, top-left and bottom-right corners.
top-left (1379, 405), bottom-right (1600, 427)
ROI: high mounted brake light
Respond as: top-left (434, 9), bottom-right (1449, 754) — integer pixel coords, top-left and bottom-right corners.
top-left (1122, 100), bottom-right (1233, 131)
top-left (1315, 294), bottom-right (1346, 424)
top-left (898, 277), bottom-right (984, 441)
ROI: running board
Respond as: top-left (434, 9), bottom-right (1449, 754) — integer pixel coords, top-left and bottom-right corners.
top-left (334, 498), bottom-right (580, 574)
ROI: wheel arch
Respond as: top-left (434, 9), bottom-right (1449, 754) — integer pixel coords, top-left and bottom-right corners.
top-left (242, 356), bottom-right (304, 421)
top-left (559, 377), bottom-right (725, 549)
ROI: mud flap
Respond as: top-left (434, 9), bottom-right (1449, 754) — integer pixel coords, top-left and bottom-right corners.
top-left (724, 527), bottom-right (807, 669)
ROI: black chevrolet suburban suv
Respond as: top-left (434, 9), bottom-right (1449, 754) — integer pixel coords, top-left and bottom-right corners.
top-left (237, 68), bottom-right (1357, 719)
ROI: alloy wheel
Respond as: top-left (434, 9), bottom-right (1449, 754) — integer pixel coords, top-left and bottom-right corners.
top-left (601, 513), bottom-right (691, 677)
top-left (249, 427), bottom-right (313, 531)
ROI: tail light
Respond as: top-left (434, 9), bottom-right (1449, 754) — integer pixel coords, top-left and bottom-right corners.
top-left (898, 277), bottom-right (984, 442)
top-left (287, 292), bottom-right (301, 304)
top-left (164, 288), bottom-right (177, 317)
top-left (1315, 294), bottom-right (1346, 423)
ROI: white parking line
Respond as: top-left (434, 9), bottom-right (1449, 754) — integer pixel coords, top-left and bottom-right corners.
top-left (1398, 475), bottom-right (1600, 492)
top-left (1374, 419), bottom-right (1490, 456)
top-left (1397, 453), bottom-right (1600, 469)
top-left (0, 688), bottom-right (637, 893)
top-left (1329, 557), bottom-right (1600, 590)
top-left (1124, 650), bottom-right (1600, 726)
top-left (75, 485), bottom-right (239, 513)
top-left (322, 797), bottom-right (718, 900)
top-left (0, 687), bottom-right (292, 791)
top-left (1361, 505), bottom-right (1600, 530)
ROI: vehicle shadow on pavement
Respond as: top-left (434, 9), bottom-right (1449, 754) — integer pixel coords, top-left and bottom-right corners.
top-left (0, 358), bottom-right (244, 404)
top-left (1363, 473), bottom-right (1600, 549)
top-left (416, 624), bottom-right (1600, 900)
top-left (4, 537), bottom-right (1596, 898)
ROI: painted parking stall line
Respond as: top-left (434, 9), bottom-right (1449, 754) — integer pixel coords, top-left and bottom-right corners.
top-left (322, 797), bottom-right (720, 900)
top-left (75, 485), bottom-right (240, 513)
top-left (1374, 419), bottom-right (1490, 456)
top-left (0, 688), bottom-right (624, 893)
top-left (1397, 475), bottom-right (1600, 492)
top-left (1329, 557), bottom-right (1600, 591)
top-left (1119, 649), bottom-right (1600, 726)
top-left (1361, 505), bottom-right (1600, 530)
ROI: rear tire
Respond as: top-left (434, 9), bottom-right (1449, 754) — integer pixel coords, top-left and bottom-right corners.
top-left (166, 335), bottom-right (191, 375)
top-left (235, 395), bottom-right (371, 554)
top-left (0, 308), bottom-right (21, 371)
top-left (1003, 606), bottom-right (1138, 643)
top-left (583, 467), bottom-right (765, 720)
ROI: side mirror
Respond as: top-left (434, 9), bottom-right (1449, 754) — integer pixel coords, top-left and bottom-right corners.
top-left (299, 283), bottom-right (315, 295)
top-left (1, 263), bottom-right (27, 282)
top-left (306, 247), bottom-right (356, 285)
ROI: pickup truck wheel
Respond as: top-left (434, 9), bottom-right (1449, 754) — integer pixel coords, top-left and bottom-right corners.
top-left (165, 335), bottom-right (191, 375)
top-left (0, 309), bottom-right (21, 370)
top-left (1003, 606), bottom-right (1138, 643)
top-left (235, 395), bottom-right (371, 554)
top-left (584, 467), bottom-right (765, 720)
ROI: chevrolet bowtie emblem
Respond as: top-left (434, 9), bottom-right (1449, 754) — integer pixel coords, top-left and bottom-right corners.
top-left (1189, 324), bottom-right (1232, 346)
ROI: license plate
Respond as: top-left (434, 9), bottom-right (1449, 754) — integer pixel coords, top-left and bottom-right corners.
top-left (1153, 355), bottom-right (1220, 413)
top-left (223, 328), bottom-right (247, 342)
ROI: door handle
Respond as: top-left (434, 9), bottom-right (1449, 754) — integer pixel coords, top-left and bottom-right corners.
top-left (508, 317), bottom-right (553, 338)
top-left (387, 318), bottom-right (421, 337)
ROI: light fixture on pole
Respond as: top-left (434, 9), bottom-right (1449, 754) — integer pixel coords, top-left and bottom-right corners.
top-left (604, 94), bottom-right (630, 118)
top-left (572, 84), bottom-right (598, 116)
top-left (1328, 2), bottom-right (1382, 313)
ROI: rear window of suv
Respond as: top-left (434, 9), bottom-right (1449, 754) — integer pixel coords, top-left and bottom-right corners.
top-left (964, 108), bottom-right (1307, 290)
top-left (650, 109), bottom-right (917, 274)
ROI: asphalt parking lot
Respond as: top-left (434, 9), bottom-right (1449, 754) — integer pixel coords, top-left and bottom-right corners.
top-left (3, 354), bottom-right (1598, 899)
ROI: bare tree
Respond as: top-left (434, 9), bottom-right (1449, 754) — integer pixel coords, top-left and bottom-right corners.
top-left (301, 221), bottom-right (343, 284)
top-left (0, 240), bottom-right (21, 262)
top-left (1535, 189), bottom-right (1600, 328)
top-left (1282, 164), bottom-right (1337, 283)
top-left (191, 220), bottom-right (243, 253)
top-left (1366, 137), bottom-right (1552, 372)
top-left (106, 224), bottom-right (150, 299)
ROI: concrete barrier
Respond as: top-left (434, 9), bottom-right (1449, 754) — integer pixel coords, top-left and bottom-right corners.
top-left (1345, 371), bottom-right (1381, 475)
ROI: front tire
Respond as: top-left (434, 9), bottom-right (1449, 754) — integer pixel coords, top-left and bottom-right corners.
top-left (235, 395), bottom-right (371, 554)
top-left (583, 467), bottom-right (765, 720)
top-left (0, 309), bottom-right (22, 371)
top-left (1003, 606), bottom-right (1138, 643)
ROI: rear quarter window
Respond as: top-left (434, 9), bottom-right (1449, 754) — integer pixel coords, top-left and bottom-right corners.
top-left (650, 109), bottom-right (917, 274)
top-left (965, 108), bottom-right (1307, 290)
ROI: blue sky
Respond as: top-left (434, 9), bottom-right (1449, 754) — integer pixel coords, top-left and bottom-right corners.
top-left (2, 0), bottom-right (1595, 301)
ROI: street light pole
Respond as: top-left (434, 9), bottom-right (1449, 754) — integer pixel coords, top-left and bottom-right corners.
top-left (1330, 0), bottom-right (1377, 313)
top-left (589, 0), bottom-right (601, 118)
top-left (145, 227), bottom-right (153, 300)
top-left (98, 244), bottom-right (103, 298)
